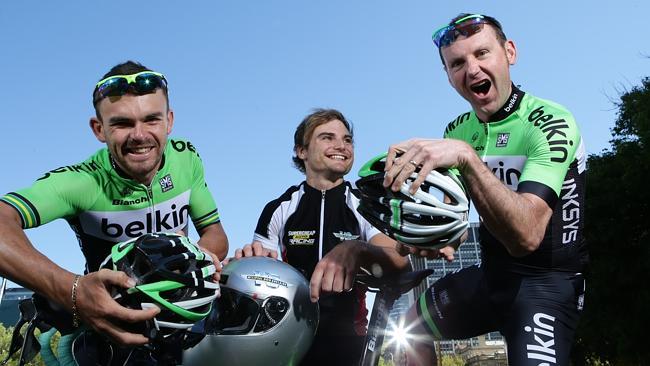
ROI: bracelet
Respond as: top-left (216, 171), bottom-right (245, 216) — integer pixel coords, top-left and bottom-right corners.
top-left (71, 275), bottom-right (82, 328)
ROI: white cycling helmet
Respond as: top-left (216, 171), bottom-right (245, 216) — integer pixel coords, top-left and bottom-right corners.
top-left (183, 257), bottom-right (319, 366)
top-left (356, 153), bottom-right (470, 249)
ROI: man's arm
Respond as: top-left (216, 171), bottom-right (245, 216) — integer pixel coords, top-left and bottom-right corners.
top-left (0, 203), bottom-right (157, 345)
top-left (197, 222), bottom-right (229, 260)
top-left (384, 138), bottom-right (551, 257)
top-left (309, 234), bottom-right (410, 302)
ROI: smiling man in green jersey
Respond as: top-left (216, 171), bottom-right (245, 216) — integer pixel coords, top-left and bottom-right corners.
top-left (0, 61), bottom-right (228, 348)
top-left (383, 14), bottom-right (587, 366)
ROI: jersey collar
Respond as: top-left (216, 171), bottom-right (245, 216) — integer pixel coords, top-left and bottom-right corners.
top-left (108, 153), bottom-right (167, 182)
top-left (485, 83), bottom-right (525, 123)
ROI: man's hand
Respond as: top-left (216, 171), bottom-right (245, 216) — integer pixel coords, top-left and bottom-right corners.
top-left (383, 138), bottom-right (473, 194)
top-left (75, 269), bottom-right (159, 346)
top-left (309, 241), bottom-right (361, 302)
top-left (237, 242), bottom-right (279, 259)
top-left (199, 246), bottom-right (223, 283)
top-left (395, 241), bottom-right (456, 262)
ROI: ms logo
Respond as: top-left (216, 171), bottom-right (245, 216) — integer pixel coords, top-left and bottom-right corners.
top-left (496, 133), bottom-right (510, 147)
top-left (159, 174), bottom-right (174, 192)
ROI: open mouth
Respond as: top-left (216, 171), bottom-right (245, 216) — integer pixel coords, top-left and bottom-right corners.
top-left (470, 80), bottom-right (492, 96)
top-left (328, 154), bottom-right (348, 161)
top-left (125, 146), bottom-right (154, 155)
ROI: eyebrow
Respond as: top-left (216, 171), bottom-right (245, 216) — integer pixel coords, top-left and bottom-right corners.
top-left (108, 112), bottom-right (164, 125)
top-left (316, 132), bottom-right (353, 140)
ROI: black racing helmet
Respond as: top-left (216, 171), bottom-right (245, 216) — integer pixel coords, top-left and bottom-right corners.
top-left (100, 232), bottom-right (219, 341)
top-left (355, 153), bottom-right (470, 249)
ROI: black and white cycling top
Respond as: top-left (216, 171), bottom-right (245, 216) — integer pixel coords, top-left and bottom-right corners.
top-left (253, 180), bottom-right (380, 337)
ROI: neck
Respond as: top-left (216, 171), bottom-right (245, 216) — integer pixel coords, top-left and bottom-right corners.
top-left (305, 175), bottom-right (345, 191)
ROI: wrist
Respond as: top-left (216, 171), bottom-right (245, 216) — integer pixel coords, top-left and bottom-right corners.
top-left (71, 274), bottom-right (82, 328)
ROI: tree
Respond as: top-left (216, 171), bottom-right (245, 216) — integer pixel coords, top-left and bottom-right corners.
top-left (572, 78), bottom-right (650, 364)
top-left (0, 323), bottom-right (55, 366)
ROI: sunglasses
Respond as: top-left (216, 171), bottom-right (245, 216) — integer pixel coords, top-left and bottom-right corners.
top-left (432, 14), bottom-right (489, 48)
top-left (93, 71), bottom-right (167, 104)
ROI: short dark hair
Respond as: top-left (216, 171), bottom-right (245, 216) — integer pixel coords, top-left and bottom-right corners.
top-left (437, 13), bottom-right (507, 66)
top-left (292, 108), bottom-right (353, 173)
top-left (92, 60), bottom-right (169, 118)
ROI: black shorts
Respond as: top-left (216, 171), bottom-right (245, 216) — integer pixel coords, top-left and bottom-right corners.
top-left (416, 264), bottom-right (585, 365)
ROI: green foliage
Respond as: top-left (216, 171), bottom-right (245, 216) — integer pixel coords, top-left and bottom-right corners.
top-left (572, 77), bottom-right (650, 364)
top-left (0, 323), bottom-right (60, 366)
top-left (440, 354), bottom-right (465, 366)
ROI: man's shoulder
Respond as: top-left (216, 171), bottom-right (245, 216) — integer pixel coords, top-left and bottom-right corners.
top-left (518, 93), bottom-right (577, 124)
top-left (31, 148), bottom-right (109, 184)
top-left (165, 137), bottom-right (203, 161)
top-left (443, 110), bottom-right (477, 137)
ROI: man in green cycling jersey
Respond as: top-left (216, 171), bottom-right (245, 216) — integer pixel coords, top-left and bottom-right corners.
top-left (0, 61), bottom-right (229, 347)
top-left (383, 14), bottom-right (587, 365)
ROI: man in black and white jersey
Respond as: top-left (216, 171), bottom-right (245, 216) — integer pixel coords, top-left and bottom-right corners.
top-left (234, 109), bottom-right (409, 365)
top-left (382, 14), bottom-right (587, 365)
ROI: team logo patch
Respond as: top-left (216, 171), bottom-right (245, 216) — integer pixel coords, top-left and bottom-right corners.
top-left (288, 230), bottom-right (315, 245)
top-left (333, 231), bottom-right (360, 241)
top-left (245, 271), bottom-right (288, 288)
top-left (159, 174), bottom-right (174, 192)
top-left (471, 132), bottom-right (479, 142)
top-left (496, 133), bottom-right (510, 147)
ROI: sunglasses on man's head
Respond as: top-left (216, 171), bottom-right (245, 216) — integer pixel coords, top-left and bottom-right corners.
top-left (432, 14), bottom-right (490, 48)
top-left (93, 71), bottom-right (167, 104)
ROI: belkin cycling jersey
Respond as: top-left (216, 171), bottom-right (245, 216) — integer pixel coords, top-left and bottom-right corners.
top-left (444, 84), bottom-right (587, 273)
top-left (418, 85), bottom-right (587, 366)
top-left (1, 138), bottom-right (221, 272)
top-left (253, 181), bottom-right (379, 365)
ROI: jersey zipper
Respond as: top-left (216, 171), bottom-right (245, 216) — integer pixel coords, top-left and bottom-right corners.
top-left (318, 189), bottom-right (325, 260)
top-left (146, 184), bottom-right (155, 232)
top-left (482, 122), bottom-right (490, 161)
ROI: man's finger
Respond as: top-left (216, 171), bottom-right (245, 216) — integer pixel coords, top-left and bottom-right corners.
top-left (96, 269), bottom-right (136, 289)
top-left (252, 242), bottom-right (265, 256)
top-left (309, 265), bottom-right (325, 302)
top-left (242, 244), bottom-right (253, 257)
top-left (409, 160), bottom-right (435, 195)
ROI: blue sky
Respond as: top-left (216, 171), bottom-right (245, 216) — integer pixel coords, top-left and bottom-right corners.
top-left (1, 1), bottom-right (648, 282)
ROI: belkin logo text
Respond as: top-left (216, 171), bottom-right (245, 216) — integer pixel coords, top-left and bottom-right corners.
top-left (524, 312), bottom-right (556, 365)
top-left (78, 191), bottom-right (191, 242)
top-left (528, 106), bottom-right (573, 163)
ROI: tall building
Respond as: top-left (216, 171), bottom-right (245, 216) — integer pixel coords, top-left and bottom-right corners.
top-left (388, 222), bottom-right (506, 357)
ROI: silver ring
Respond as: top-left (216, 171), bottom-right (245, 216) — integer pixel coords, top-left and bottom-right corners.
top-left (409, 160), bottom-right (420, 167)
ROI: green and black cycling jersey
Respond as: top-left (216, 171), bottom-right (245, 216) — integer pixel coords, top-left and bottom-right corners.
top-left (1, 138), bottom-right (221, 272)
top-left (444, 84), bottom-right (587, 273)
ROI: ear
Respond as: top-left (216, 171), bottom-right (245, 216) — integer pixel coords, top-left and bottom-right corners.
top-left (166, 108), bottom-right (174, 135)
top-left (504, 40), bottom-right (517, 65)
top-left (90, 117), bottom-right (106, 143)
top-left (296, 145), bottom-right (307, 161)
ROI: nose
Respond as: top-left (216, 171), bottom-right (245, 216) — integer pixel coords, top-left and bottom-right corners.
top-left (131, 122), bottom-right (146, 140)
top-left (333, 137), bottom-right (347, 150)
top-left (466, 57), bottom-right (481, 77)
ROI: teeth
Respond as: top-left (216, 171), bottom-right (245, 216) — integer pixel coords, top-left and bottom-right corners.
top-left (130, 147), bottom-right (152, 154)
top-left (330, 155), bottom-right (346, 160)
